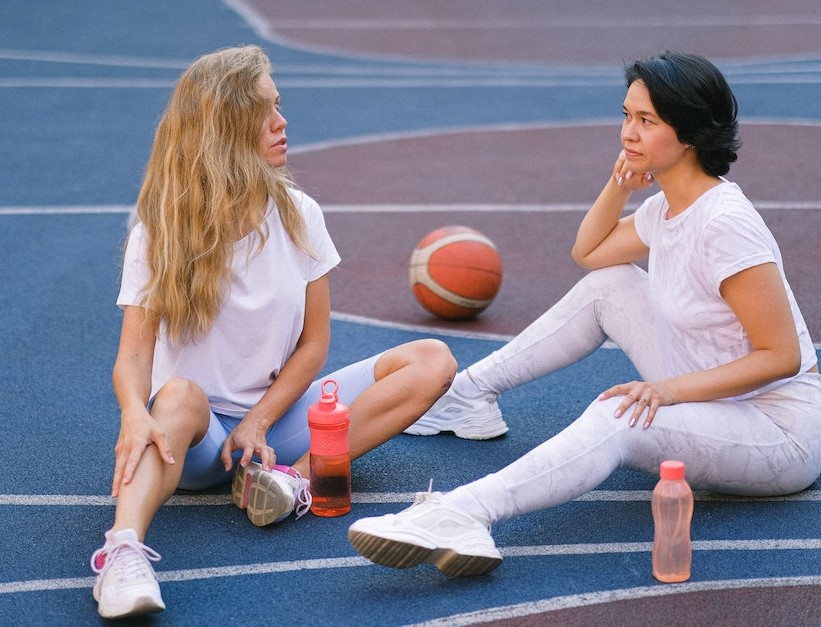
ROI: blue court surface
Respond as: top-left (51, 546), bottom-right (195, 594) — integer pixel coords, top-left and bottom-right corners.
top-left (1, 1), bottom-right (819, 625)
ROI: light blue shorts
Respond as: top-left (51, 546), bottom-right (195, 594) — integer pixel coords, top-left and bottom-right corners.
top-left (178, 354), bottom-right (381, 490)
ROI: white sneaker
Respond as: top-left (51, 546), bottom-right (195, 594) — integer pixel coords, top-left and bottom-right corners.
top-left (403, 374), bottom-right (508, 440)
top-left (348, 491), bottom-right (502, 577)
top-left (91, 528), bottom-right (165, 619)
top-left (232, 461), bottom-right (312, 526)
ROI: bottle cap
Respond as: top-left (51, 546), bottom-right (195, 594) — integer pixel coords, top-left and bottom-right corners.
top-left (308, 379), bottom-right (349, 427)
top-left (319, 379), bottom-right (339, 408)
top-left (660, 460), bottom-right (685, 480)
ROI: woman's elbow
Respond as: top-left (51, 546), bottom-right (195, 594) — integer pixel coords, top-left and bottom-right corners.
top-left (785, 351), bottom-right (803, 378)
top-left (774, 343), bottom-right (802, 379)
top-left (570, 245), bottom-right (594, 270)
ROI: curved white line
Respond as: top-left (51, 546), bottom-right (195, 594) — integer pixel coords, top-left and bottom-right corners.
top-left (290, 118), bottom-right (821, 156)
top-left (408, 576), bottom-right (821, 626)
top-left (2, 550), bottom-right (818, 595)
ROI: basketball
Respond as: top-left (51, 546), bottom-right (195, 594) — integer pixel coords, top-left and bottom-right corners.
top-left (409, 225), bottom-right (503, 320)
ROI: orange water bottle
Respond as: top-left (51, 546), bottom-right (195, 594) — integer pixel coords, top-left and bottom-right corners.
top-left (308, 380), bottom-right (352, 517)
top-left (652, 460), bottom-right (693, 582)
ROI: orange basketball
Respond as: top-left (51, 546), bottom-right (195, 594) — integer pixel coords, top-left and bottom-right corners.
top-left (409, 225), bottom-right (503, 320)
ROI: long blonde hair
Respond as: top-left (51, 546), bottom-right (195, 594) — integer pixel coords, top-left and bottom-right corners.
top-left (134, 45), bottom-right (308, 344)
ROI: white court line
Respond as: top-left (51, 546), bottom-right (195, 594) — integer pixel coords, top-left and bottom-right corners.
top-left (2, 489), bottom-right (819, 507)
top-left (409, 576), bottom-right (821, 626)
top-left (0, 48), bottom-right (617, 78)
top-left (1, 200), bottom-right (819, 217)
top-left (255, 17), bottom-right (821, 30)
top-left (1, 200), bottom-right (820, 348)
top-left (0, 205), bottom-right (134, 215)
top-left (287, 117), bottom-right (821, 156)
top-left (2, 544), bottom-right (819, 595)
top-left (7, 75), bottom-right (821, 88)
top-left (4, 47), bottom-right (821, 80)
top-left (0, 556), bottom-right (371, 594)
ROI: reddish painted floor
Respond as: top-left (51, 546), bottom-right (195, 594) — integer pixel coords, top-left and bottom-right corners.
top-left (290, 125), bottom-right (821, 339)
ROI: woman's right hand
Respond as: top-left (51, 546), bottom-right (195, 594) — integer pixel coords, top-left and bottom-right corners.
top-left (612, 150), bottom-right (654, 190)
top-left (111, 406), bottom-right (175, 497)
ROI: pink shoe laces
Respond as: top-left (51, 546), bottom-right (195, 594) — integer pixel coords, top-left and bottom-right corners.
top-left (91, 537), bottom-right (162, 579)
top-left (273, 464), bottom-right (312, 519)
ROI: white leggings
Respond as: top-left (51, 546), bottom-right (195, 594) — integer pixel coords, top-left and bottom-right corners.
top-left (447, 264), bottom-right (821, 524)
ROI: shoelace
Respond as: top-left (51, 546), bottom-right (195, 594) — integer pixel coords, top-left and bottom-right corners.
top-left (273, 465), bottom-right (312, 519)
top-left (91, 540), bottom-right (162, 580)
top-left (414, 479), bottom-right (493, 532)
top-left (291, 470), bottom-right (312, 519)
top-left (410, 480), bottom-right (437, 508)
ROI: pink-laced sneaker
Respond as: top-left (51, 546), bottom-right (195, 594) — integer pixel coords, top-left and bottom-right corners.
top-left (91, 528), bottom-right (165, 619)
top-left (348, 491), bottom-right (502, 577)
top-left (232, 461), bottom-right (312, 526)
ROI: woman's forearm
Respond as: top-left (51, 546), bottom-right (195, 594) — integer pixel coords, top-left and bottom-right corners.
top-left (663, 348), bottom-right (801, 404)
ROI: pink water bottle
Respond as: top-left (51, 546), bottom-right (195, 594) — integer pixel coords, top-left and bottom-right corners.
top-left (652, 460), bottom-right (693, 582)
top-left (308, 380), bottom-right (351, 517)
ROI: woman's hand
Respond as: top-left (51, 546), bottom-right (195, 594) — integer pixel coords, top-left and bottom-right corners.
top-left (111, 407), bottom-right (175, 497)
top-left (613, 150), bottom-right (655, 191)
top-left (220, 410), bottom-right (277, 473)
top-left (599, 380), bottom-right (674, 429)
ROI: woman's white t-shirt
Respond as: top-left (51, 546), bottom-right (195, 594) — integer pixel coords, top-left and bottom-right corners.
top-left (117, 190), bottom-right (340, 416)
top-left (633, 180), bottom-right (815, 395)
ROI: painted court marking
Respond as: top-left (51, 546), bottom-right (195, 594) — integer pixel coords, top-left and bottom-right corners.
top-left (408, 576), bottom-right (821, 626)
top-left (3, 489), bottom-right (819, 507)
top-left (2, 538), bottom-right (818, 595)
top-left (2, 203), bottom-right (819, 348)
top-left (2, 488), bottom-right (817, 597)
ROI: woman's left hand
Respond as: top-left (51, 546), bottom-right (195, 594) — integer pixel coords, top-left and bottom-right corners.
top-left (220, 412), bottom-right (277, 472)
top-left (599, 380), bottom-right (674, 429)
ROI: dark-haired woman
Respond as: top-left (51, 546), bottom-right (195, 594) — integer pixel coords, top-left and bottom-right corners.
top-left (349, 51), bottom-right (821, 576)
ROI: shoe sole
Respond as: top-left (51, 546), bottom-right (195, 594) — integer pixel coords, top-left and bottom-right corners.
top-left (95, 585), bottom-right (165, 619)
top-left (404, 417), bottom-right (509, 440)
top-left (98, 595), bottom-right (165, 619)
top-left (348, 529), bottom-right (501, 577)
top-left (232, 462), bottom-right (293, 526)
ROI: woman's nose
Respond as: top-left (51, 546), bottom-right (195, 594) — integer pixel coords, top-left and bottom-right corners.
top-left (273, 111), bottom-right (287, 131)
top-left (621, 120), bottom-right (636, 141)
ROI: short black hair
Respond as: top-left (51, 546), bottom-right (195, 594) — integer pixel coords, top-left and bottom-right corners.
top-left (625, 51), bottom-right (740, 176)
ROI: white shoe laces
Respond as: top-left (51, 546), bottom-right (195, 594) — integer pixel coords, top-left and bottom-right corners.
top-left (415, 478), bottom-right (493, 532)
top-left (91, 539), bottom-right (161, 581)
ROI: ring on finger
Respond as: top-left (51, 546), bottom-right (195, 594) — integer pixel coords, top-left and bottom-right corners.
top-left (640, 395), bottom-right (650, 403)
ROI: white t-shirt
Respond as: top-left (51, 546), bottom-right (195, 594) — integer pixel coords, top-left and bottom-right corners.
top-left (633, 180), bottom-right (815, 395)
top-left (117, 189), bottom-right (340, 416)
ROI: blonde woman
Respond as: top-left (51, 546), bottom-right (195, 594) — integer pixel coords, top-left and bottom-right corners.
top-left (90, 45), bottom-right (456, 619)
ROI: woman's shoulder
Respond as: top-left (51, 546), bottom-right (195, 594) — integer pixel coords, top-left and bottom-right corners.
top-left (634, 189), bottom-right (667, 220)
top-left (285, 186), bottom-right (321, 215)
top-left (702, 180), bottom-right (760, 223)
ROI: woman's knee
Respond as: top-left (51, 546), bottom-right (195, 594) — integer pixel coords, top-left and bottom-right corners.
top-left (572, 397), bottom-right (633, 448)
top-left (151, 377), bottom-right (211, 426)
top-left (414, 338), bottom-right (457, 380)
top-left (378, 339), bottom-right (457, 390)
top-left (580, 263), bottom-right (646, 292)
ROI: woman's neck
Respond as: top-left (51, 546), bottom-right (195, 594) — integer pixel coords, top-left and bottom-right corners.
top-left (655, 162), bottom-right (722, 219)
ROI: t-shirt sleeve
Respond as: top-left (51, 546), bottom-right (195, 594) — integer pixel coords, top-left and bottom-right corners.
top-left (297, 192), bottom-right (341, 281)
top-left (116, 223), bottom-right (151, 310)
top-left (700, 209), bottom-right (776, 296)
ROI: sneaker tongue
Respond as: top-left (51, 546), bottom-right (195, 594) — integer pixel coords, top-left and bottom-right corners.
top-left (108, 528), bottom-right (139, 545)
